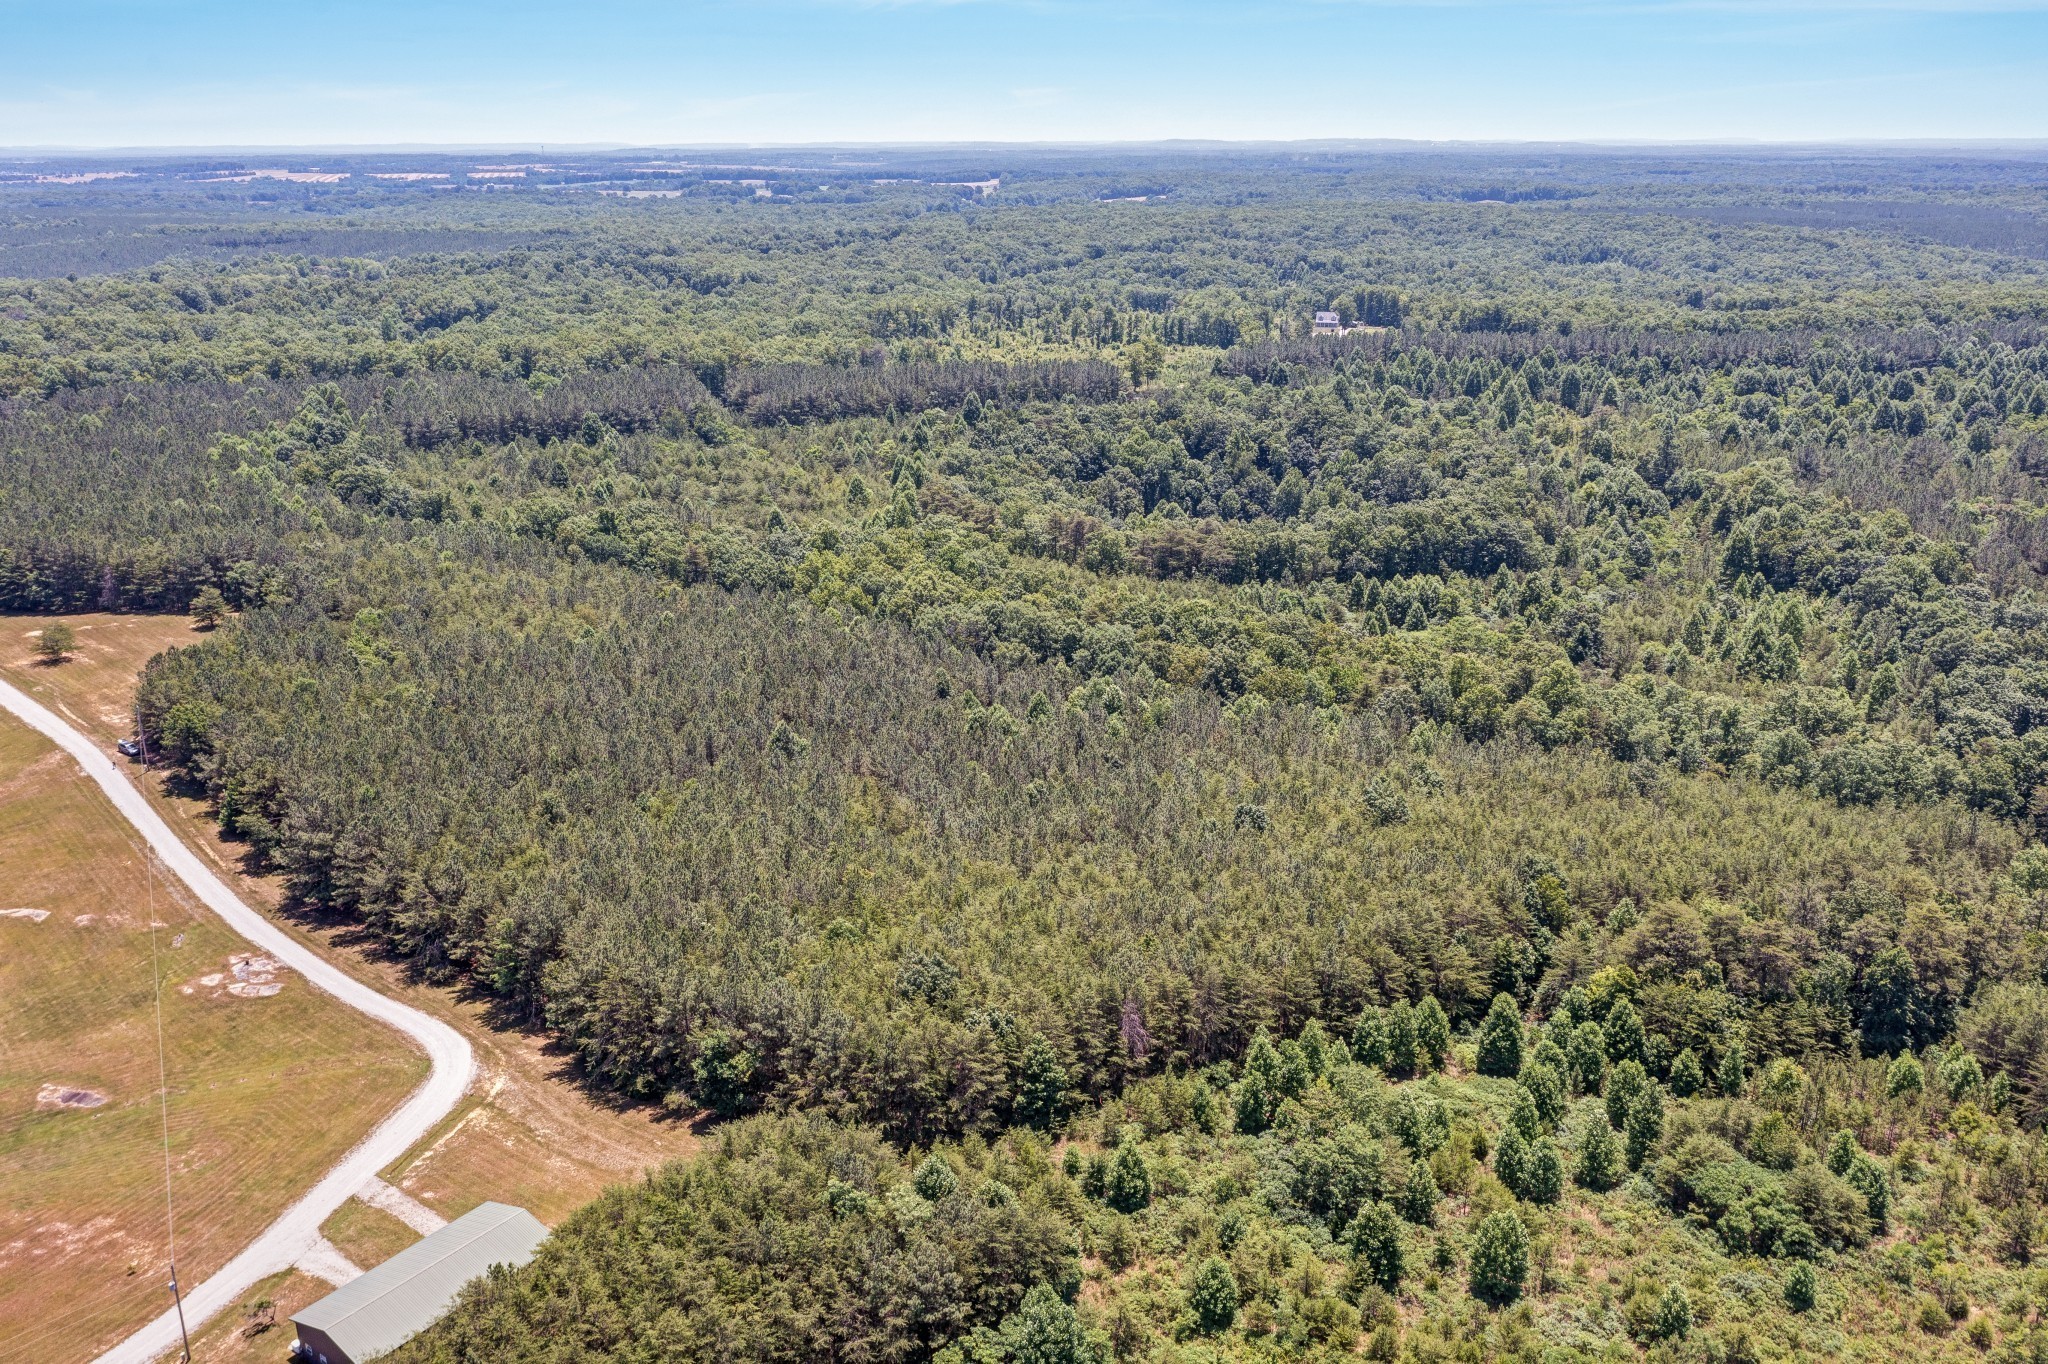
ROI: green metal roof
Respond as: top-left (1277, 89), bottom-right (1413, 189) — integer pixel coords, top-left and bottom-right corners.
top-left (293, 1201), bottom-right (546, 1361)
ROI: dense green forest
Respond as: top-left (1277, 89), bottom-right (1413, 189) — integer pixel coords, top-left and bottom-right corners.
top-left (6, 147), bottom-right (2048, 1361)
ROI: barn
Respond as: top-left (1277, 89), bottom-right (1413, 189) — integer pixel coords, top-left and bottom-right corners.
top-left (290, 1202), bottom-right (546, 1364)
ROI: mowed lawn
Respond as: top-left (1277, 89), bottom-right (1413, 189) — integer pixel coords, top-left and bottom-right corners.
top-left (3, 612), bottom-right (699, 1237)
top-left (0, 717), bottom-right (428, 1363)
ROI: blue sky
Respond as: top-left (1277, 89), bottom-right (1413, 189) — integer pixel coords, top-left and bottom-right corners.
top-left (2, 0), bottom-right (2045, 147)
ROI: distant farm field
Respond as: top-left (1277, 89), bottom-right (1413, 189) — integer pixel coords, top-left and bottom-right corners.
top-left (0, 712), bottom-right (427, 1363)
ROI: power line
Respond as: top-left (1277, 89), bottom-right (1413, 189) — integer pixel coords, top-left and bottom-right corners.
top-left (140, 701), bottom-right (191, 1364)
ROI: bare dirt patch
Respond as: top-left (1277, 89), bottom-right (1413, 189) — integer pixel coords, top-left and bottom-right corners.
top-left (35, 1083), bottom-right (110, 1110)
top-left (182, 952), bottom-right (288, 1000)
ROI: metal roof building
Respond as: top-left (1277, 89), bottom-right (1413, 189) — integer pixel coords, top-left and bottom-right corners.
top-left (292, 1201), bottom-right (546, 1364)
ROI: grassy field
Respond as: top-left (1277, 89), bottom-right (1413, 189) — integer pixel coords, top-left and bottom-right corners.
top-left (1, 612), bottom-right (699, 1334)
top-left (0, 711), bottom-right (429, 1363)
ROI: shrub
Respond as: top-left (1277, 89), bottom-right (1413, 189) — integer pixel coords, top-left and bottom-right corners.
top-left (1468, 1211), bottom-right (1530, 1304)
top-left (1886, 1054), bottom-right (1924, 1099)
top-left (914, 1153), bottom-right (960, 1201)
top-left (1654, 1285), bottom-right (1693, 1340)
top-left (1784, 1261), bottom-right (1818, 1312)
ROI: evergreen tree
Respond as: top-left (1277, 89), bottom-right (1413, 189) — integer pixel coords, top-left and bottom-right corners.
top-left (1347, 1202), bottom-right (1405, 1292)
top-left (1602, 997), bottom-right (1647, 1067)
top-left (1884, 1053), bottom-right (1923, 1100)
top-left (1476, 993), bottom-right (1524, 1077)
top-left (1518, 1062), bottom-right (1566, 1129)
top-left (1236, 1030), bottom-right (1284, 1134)
top-left (1415, 996), bottom-right (1451, 1072)
top-left (1653, 1285), bottom-right (1693, 1340)
top-left (1606, 1060), bottom-right (1650, 1131)
top-left (914, 1153), bottom-right (959, 1201)
top-left (1576, 1117), bottom-right (1622, 1191)
top-left (1187, 1258), bottom-right (1239, 1334)
top-left (1104, 1140), bottom-right (1152, 1213)
top-left (1846, 1153), bottom-right (1890, 1232)
top-left (1507, 1085), bottom-right (1542, 1142)
top-left (32, 621), bottom-right (75, 663)
top-left (1468, 1211), bottom-right (1530, 1305)
top-left (1495, 1124), bottom-right (1530, 1195)
top-left (1568, 1022), bottom-right (1608, 1095)
top-left (1784, 1262), bottom-right (1818, 1313)
top-left (1859, 946), bottom-right (1920, 1056)
top-left (1004, 1285), bottom-right (1094, 1364)
top-left (1351, 1008), bottom-right (1390, 1069)
top-left (1825, 1130), bottom-right (1857, 1176)
top-left (1521, 1139), bottom-right (1564, 1205)
top-left (1624, 1088), bottom-right (1664, 1170)
top-left (1387, 1001), bottom-right (1420, 1078)
top-left (1397, 1160), bottom-right (1440, 1226)
top-left (1016, 1035), bottom-right (1068, 1131)
top-left (1668, 1048), bottom-right (1703, 1098)
top-left (1718, 1038), bottom-right (1747, 1097)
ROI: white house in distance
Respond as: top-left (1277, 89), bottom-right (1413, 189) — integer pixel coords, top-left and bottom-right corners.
top-left (1313, 310), bottom-right (1343, 335)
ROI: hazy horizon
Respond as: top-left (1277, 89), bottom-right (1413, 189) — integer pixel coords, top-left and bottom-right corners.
top-left (5, 0), bottom-right (2046, 148)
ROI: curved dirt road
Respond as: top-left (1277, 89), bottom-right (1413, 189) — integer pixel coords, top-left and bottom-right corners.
top-left (0, 677), bottom-right (475, 1364)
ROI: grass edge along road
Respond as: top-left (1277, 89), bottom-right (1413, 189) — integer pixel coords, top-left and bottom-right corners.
top-left (0, 675), bottom-right (476, 1364)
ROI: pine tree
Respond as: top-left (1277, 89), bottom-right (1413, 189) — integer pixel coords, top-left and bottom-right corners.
top-left (1519, 1062), bottom-right (1566, 1129)
top-left (1784, 1261), bottom-right (1818, 1313)
top-left (1347, 1201), bottom-right (1406, 1292)
top-left (1653, 1285), bottom-right (1693, 1340)
top-left (1476, 993), bottom-right (1524, 1077)
top-left (1415, 996), bottom-right (1451, 1072)
top-left (1003, 1285), bottom-right (1092, 1364)
top-left (1507, 1086), bottom-right (1542, 1142)
top-left (1104, 1140), bottom-right (1152, 1213)
top-left (1016, 1035), bottom-right (1068, 1131)
top-left (1387, 1001), bottom-right (1419, 1078)
top-left (1187, 1257), bottom-right (1239, 1334)
top-left (1351, 1008), bottom-right (1391, 1069)
top-left (1606, 1060), bottom-right (1649, 1131)
top-left (1397, 1160), bottom-right (1440, 1226)
top-left (1576, 1117), bottom-right (1622, 1191)
top-left (913, 1153), bottom-right (958, 1201)
top-left (1668, 1048), bottom-right (1703, 1098)
top-left (1495, 1124), bottom-right (1530, 1195)
top-left (1602, 997), bottom-right (1647, 1067)
top-left (1468, 1211), bottom-right (1530, 1304)
top-left (1568, 1022), bottom-right (1608, 1094)
top-left (1718, 1038), bottom-right (1747, 1097)
top-left (1521, 1140), bottom-right (1564, 1205)
top-left (1624, 1089), bottom-right (1664, 1170)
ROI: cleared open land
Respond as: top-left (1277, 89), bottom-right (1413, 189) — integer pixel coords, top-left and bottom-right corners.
top-left (0, 711), bottom-right (427, 1362)
top-left (1, 613), bottom-right (696, 1300)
